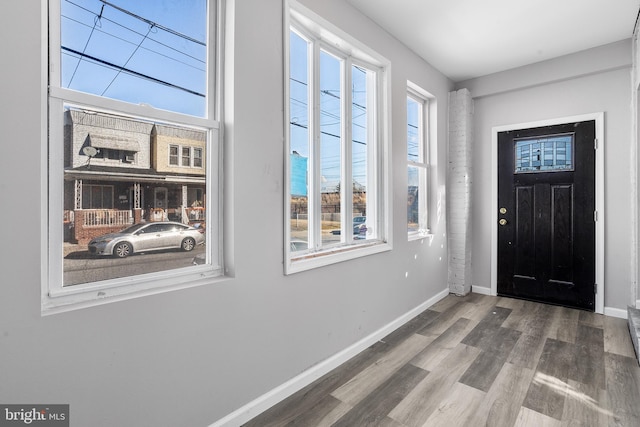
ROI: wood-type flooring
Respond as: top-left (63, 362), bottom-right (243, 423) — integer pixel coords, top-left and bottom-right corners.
top-left (243, 293), bottom-right (640, 427)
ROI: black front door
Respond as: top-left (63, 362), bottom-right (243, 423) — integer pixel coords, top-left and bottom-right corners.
top-left (497, 120), bottom-right (596, 310)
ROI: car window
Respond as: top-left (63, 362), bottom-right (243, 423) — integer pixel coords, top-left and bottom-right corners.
top-left (140, 224), bottom-right (165, 233)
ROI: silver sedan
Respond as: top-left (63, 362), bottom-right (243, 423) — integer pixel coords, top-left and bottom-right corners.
top-left (88, 221), bottom-right (205, 258)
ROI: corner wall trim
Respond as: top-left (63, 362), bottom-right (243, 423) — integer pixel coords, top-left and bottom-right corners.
top-left (471, 286), bottom-right (491, 296)
top-left (208, 288), bottom-right (450, 427)
top-left (604, 306), bottom-right (628, 319)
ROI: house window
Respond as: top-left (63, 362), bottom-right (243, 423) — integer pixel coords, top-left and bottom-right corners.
top-left (45, 0), bottom-right (223, 313)
top-left (82, 184), bottom-right (114, 209)
top-left (286, 1), bottom-right (391, 273)
top-left (169, 145), bottom-right (179, 165)
top-left (168, 144), bottom-right (203, 168)
top-left (407, 86), bottom-right (431, 238)
top-left (182, 147), bottom-right (192, 166)
top-left (193, 148), bottom-right (203, 167)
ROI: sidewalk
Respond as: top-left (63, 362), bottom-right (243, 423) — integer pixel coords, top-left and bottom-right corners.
top-left (63, 242), bottom-right (87, 258)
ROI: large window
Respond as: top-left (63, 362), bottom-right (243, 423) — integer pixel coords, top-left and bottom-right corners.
top-left (286, 2), bottom-right (390, 273)
top-left (407, 84), bottom-right (433, 238)
top-left (45, 0), bottom-right (223, 313)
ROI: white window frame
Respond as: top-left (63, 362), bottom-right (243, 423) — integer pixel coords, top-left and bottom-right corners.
top-left (284, 0), bottom-right (391, 274)
top-left (169, 144), bottom-right (180, 165)
top-left (407, 83), bottom-right (434, 240)
top-left (193, 147), bottom-right (204, 168)
top-left (42, 0), bottom-right (226, 314)
top-left (168, 144), bottom-right (205, 169)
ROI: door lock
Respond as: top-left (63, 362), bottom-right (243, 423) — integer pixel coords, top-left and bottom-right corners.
top-left (499, 218), bottom-right (508, 226)
top-left (499, 207), bottom-right (507, 214)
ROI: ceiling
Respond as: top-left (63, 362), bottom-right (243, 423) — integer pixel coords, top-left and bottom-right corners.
top-left (346, 0), bottom-right (640, 82)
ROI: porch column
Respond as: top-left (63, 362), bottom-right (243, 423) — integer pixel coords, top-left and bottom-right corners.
top-left (179, 185), bottom-right (188, 224)
top-left (133, 182), bottom-right (142, 223)
top-left (448, 88), bottom-right (473, 296)
top-left (74, 179), bottom-right (83, 210)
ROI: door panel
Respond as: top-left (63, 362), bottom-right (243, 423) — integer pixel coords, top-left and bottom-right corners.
top-left (497, 121), bottom-right (595, 310)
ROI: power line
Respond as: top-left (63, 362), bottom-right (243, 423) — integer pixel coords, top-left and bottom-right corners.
top-left (64, 0), bottom-right (206, 65)
top-left (98, 0), bottom-right (205, 46)
top-left (290, 121), bottom-right (366, 145)
top-left (62, 14), bottom-right (206, 72)
top-left (62, 46), bottom-right (205, 97)
top-left (101, 23), bottom-right (154, 96)
top-left (67, 4), bottom-right (104, 87)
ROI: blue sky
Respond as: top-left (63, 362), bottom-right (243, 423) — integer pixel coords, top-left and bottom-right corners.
top-left (60, 0), bottom-right (207, 117)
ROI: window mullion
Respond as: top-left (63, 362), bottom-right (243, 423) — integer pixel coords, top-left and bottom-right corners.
top-left (343, 57), bottom-right (353, 243)
top-left (366, 69), bottom-right (378, 239)
top-left (311, 39), bottom-right (322, 251)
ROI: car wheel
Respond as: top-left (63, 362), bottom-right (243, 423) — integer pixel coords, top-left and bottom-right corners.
top-left (113, 242), bottom-right (132, 258)
top-left (181, 237), bottom-right (196, 252)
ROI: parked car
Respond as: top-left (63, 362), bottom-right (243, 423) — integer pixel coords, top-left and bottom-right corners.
top-left (352, 216), bottom-right (367, 236)
top-left (331, 217), bottom-right (367, 236)
top-left (88, 221), bottom-right (205, 258)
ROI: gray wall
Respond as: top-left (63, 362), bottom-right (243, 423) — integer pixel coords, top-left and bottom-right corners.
top-left (457, 40), bottom-right (634, 312)
top-left (0, 0), bottom-right (453, 425)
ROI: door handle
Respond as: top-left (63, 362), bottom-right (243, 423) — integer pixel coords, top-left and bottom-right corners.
top-left (499, 218), bottom-right (508, 226)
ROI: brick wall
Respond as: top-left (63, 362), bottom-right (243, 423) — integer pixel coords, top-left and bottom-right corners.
top-left (72, 211), bottom-right (130, 246)
top-left (448, 89), bottom-right (473, 295)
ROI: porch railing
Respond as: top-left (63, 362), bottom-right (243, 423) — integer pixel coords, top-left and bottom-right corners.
top-left (83, 209), bottom-right (133, 227)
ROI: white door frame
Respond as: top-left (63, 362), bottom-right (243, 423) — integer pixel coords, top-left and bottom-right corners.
top-left (490, 112), bottom-right (605, 314)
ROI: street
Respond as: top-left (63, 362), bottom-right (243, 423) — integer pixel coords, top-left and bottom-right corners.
top-left (63, 244), bottom-right (206, 286)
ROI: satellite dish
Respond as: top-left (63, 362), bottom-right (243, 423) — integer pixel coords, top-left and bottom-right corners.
top-left (83, 146), bottom-right (98, 157)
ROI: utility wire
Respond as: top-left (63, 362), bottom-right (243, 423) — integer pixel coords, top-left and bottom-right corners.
top-left (67, 4), bottom-right (104, 87)
top-left (98, 0), bottom-right (205, 45)
top-left (290, 121), bottom-right (366, 146)
top-left (62, 46), bottom-right (205, 97)
top-left (62, 14), bottom-right (205, 71)
top-left (101, 24), bottom-right (154, 96)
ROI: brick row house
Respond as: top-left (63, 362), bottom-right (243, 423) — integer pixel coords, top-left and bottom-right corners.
top-left (64, 108), bottom-right (207, 245)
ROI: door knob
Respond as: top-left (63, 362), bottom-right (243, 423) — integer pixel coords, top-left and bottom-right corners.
top-left (499, 218), bottom-right (508, 226)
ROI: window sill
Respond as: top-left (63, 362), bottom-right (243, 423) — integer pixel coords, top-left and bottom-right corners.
top-left (286, 240), bottom-right (392, 274)
top-left (41, 268), bottom-right (228, 316)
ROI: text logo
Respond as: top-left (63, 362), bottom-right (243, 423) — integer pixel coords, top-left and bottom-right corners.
top-left (0, 405), bottom-right (69, 426)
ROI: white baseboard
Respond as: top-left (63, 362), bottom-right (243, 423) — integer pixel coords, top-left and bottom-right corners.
top-left (604, 306), bottom-right (628, 319)
top-left (209, 288), bottom-right (451, 427)
top-left (471, 285), bottom-right (491, 296)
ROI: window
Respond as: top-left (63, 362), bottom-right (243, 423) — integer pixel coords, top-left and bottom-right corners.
top-left (286, 1), bottom-right (390, 273)
top-left (167, 144), bottom-right (203, 168)
top-left (82, 184), bottom-right (114, 209)
top-left (45, 0), bottom-right (223, 313)
top-left (407, 84), bottom-right (432, 238)
top-left (169, 145), bottom-right (179, 165)
top-left (194, 148), bottom-right (203, 167)
top-left (514, 134), bottom-right (574, 173)
top-left (182, 147), bottom-right (192, 166)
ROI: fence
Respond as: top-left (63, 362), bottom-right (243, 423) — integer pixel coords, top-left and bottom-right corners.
top-left (82, 209), bottom-right (133, 227)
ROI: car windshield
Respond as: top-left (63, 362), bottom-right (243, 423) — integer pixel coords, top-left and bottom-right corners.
top-left (119, 223), bottom-right (148, 234)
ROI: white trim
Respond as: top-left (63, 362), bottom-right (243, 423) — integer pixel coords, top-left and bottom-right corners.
top-left (471, 285), bottom-right (491, 296)
top-left (491, 113), bottom-right (605, 314)
top-left (604, 306), bottom-right (628, 319)
top-left (208, 288), bottom-right (450, 427)
top-left (43, 0), bottom-right (226, 314)
top-left (284, 0), bottom-right (392, 274)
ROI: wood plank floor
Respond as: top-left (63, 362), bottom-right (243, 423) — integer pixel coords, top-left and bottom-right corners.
top-left (243, 293), bottom-right (640, 427)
